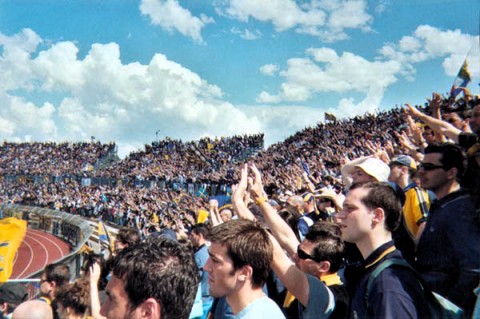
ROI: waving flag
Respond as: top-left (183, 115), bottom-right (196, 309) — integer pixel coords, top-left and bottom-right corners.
top-left (450, 59), bottom-right (471, 99)
top-left (301, 160), bottom-right (311, 176)
top-left (0, 218), bottom-right (27, 281)
top-left (325, 112), bottom-right (337, 122)
top-left (97, 218), bottom-right (112, 253)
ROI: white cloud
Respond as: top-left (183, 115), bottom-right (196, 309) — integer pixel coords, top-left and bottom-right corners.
top-left (257, 48), bottom-right (401, 104)
top-left (33, 41), bottom-right (84, 91)
top-left (379, 25), bottom-right (479, 77)
top-left (0, 29), bottom-right (333, 158)
top-left (0, 29), bottom-right (273, 157)
top-left (216, 0), bottom-right (373, 42)
top-left (256, 91), bottom-right (281, 103)
top-left (257, 25), bottom-right (479, 119)
top-left (139, 0), bottom-right (214, 44)
top-left (0, 29), bottom-right (41, 91)
top-left (259, 63), bottom-right (279, 76)
top-left (0, 93), bottom-right (56, 140)
top-left (1, 24), bottom-right (478, 159)
top-left (374, 0), bottom-right (389, 14)
top-left (230, 27), bottom-right (262, 40)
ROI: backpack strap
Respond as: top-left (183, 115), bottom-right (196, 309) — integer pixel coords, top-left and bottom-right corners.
top-left (364, 258), bottom-right (412, 303)
top-left (364, 258), bottom-right (465, 319)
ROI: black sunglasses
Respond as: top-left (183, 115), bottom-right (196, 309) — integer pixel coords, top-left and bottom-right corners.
top-left (447, 118), bottom-right (457, 124)
top-left (297, 246), bottom-right (322, 263)
top-left (419, 163), bottom-right (445, 171)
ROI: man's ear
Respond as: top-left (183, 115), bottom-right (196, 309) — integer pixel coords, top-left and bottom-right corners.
top-left (1, 302), bottom-right (9, 314)
top-left (372, 207), bottom-right (385, 227)
top-left (238, 265), bottom-right (253, 282)
top-left (446, 167), bottom-right (458, 181)
top-left (138, 298), bottom-right (161, 319)
top-left (318, 260), bottom-right (331, 274)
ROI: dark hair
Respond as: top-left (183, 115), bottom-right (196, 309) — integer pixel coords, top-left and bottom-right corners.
top-left (115, 227), bottom-right (141, 247)
top-left (278, 210), bottom-right (301, 242)
top-left (81, 253), bottom-right (102, 272)
top-left (207, 219), bottom-right (272, 288)
top-left (44, 263), bottom-right (70, 288)
top-left (81, 253), bottom-right (108, 290)
top-left (190, 223), bottom-right (209, 238)
top-left (424, 143), bottom-right (465, 179)
top-left (305, 222), bottom-right (345, 273)
top-left (350, 182), bottom-right (402, 232)
top-left (112, 237), bottom-right (199, 319)
top-left (55, 280), bottom-right (90, 316)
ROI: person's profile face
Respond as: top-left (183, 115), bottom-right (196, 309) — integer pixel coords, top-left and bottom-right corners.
top-left (204, 243), bottom-right (239, 299)
top-left (335, 187), bottom-right (374, 244)
top-left (100, 275), bottom-right (133, 319)
top-left (352, 168), bottom-right (373, 184)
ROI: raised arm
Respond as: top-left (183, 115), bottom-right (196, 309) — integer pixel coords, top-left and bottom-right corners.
top-left (405, 103), bottom-right (461, 143)
top-left (231, 164), bottom-right (256, 221)
top-left (248, 164), bottom-right (299, 256)
top-left (269, 233), bottom-right (311, 307)
top-left (209, 199), bottom-right (222, 226)
top-left (89, 263), bottom-right (107, 319)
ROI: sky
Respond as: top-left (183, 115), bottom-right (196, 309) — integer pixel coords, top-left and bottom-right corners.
top-left (0, 0), bottom-right (479, 158)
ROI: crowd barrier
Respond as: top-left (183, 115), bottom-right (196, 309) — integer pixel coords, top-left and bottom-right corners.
top-left (0, 204), bottom-right (94, 280)
top-left (2, 174), bottom-right (233, 196)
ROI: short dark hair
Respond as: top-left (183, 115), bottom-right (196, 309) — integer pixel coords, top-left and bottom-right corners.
top-left (207, 219), bottom-right (272, 288)
top-left (44, 263), bottom-right (70, 288)
top-left (350, 182), bottom-right (402, 232)
top-left (190, 223), bottom-right (209, 238)
top-left (112, 237), bottom-right (199, 319)
top-left (305, 222), bottom-right (345, 273)
top-left (115, 228), bottom-right (141, 247)
top-left (424, 143), bottom-right (465, 179)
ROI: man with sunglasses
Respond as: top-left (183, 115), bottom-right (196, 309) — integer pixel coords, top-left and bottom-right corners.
top-left (240, 164), bottom-right (339, 319)
top-left (416, 143), bottom-right (480, 317)
top-left (406, 102), bottom-right (480, 209)
top-left (38, 263), bottom-right (71, 319)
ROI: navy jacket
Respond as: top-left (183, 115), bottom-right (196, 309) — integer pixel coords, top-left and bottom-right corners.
top-left (416, 189), bottom-right (480, 316)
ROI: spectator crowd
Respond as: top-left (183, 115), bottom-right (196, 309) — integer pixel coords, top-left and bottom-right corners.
top-left (0, 91), bottom-right (480, 319)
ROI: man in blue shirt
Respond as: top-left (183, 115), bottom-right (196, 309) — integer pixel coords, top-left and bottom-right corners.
top-left (189, 224), bottom-right (214, 319)
top-left (204, 220), bottom-right (285, 319)
top-left (416, 143), bottom-right (480, 317)
top-left (336, 182), bottom-right (429, 318)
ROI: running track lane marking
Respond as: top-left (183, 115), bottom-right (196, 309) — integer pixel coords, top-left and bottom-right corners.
top-left (14, 232), bottom-right (49, 279)
top-left (29, 229), bottom-right (68, 259)
top-left (13, 232), bottom-right (36, 279)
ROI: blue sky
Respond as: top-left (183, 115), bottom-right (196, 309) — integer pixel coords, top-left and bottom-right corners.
top-left (0, 0), bottom-right (478, 157)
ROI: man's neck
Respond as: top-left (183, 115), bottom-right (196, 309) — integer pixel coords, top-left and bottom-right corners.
top-left (226, 286), bottom-right (265, 315)
top-left (396, 176), bottom-right (410, 189)
top-left (196, 240), bottom-right (206, 248)
top-left (434, 181), bottom-right (460, 200)
top-left (356, 232), bottom-right (392, 260)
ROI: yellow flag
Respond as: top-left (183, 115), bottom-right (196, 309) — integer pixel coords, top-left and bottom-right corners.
top-left (197, 209), bottom-right (209, 224)
top-left (0, 218), bottom-right (27, 282)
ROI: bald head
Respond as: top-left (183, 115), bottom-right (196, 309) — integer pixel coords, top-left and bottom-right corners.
top-left (12, 300), bottom-right (53, 319)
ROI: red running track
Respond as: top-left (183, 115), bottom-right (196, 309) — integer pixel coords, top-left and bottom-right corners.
top-left (10, 229), bottom-right (71, 279)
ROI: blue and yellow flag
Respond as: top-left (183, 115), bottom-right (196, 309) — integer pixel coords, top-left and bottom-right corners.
top-left (450, 59), bottom-right (471, 99)
top-left (0, 218), bottom-right (27, 282)
top-left (97, 219), bottom-right (112, 252)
